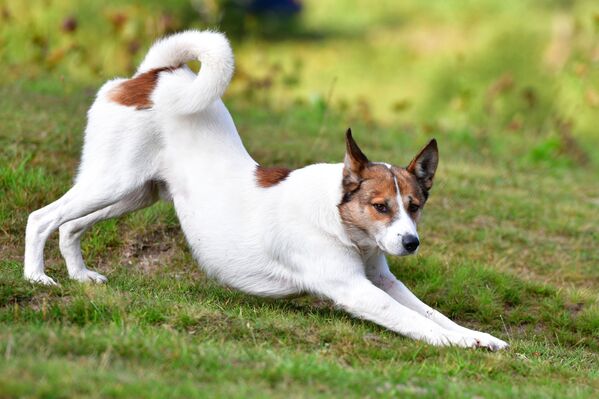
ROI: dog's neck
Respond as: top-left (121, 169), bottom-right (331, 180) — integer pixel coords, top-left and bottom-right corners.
top-left (357, 241), bottom-right (383, 261)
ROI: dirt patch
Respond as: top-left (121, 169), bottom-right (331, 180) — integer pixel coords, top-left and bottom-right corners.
top-left (122, 226), bottom-right (183, 275)
top-left (28, 292), bottom-right (72, 311)
top-left (565, 302), bottom-right (584, 316)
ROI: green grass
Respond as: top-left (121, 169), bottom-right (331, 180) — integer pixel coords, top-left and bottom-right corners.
top-left (1, 0), bottom-right (599, 398)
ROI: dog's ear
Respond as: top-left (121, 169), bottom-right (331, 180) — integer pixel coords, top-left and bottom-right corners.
top-left (407, 139), bottom-right (438, 192)
top-left (343, 128), bottom-right (369, 191)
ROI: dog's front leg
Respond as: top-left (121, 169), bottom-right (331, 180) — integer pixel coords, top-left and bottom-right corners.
top-left (314, 275), bottom-right (485, 348)
top-left (365, 254), bottom-right (508, 351)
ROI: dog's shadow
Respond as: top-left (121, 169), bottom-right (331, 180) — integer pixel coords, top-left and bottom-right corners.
top-left (184, 282), bottom-right (394, 343)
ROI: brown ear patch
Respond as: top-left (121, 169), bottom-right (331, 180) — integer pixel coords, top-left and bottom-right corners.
top-left (255, 166), bottom-right (292, 188)
top-left (338, 164), bottom-right (399, 233)
top-left (406, 139), bottom-right (438, 192)
top-left (108, 66), bottom-right (179, 109)
top-left (344, 128), bottom-right (369, 173)
top-left (393, 166), bottom-right (428, 213)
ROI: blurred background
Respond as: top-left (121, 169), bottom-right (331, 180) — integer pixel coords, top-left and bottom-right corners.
top-left (1, 0), bottom-right (599, 283)
top-left (1, 0), bottom-right (599, 171)
top-left (1, 4), bottom-right (599, 395)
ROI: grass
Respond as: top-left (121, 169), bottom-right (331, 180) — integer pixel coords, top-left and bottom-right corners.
top-left (1, 0), bottom-right (599, 398)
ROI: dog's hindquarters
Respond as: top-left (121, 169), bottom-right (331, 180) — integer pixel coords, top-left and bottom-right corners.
top-left (79, 30), bottom-right (236, 188)
top-left (24, 30), bottom-right (238, 284)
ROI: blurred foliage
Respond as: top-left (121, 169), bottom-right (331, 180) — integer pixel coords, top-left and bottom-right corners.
top-left (0, 0), bottom-right (302, 79)
top-left (1, 0), bottom-right (598, 170)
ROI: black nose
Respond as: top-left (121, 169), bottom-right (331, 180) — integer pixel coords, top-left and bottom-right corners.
top-left (402, 235), bottom-right (420, 253)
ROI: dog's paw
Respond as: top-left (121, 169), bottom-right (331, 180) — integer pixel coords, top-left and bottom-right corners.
top-left (425, 330), bottom-right (508, 351)
top-left (468, 332), bottom-right (509, 351)
top-left (25, 272), bottom-right (58, 286)
top-left (70, 269), bottom-right (108, 284)
top-left (425, 331), bottom-right (479, 348)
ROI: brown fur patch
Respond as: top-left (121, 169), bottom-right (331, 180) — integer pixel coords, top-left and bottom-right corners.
top-left (338, 164), bottom-right (427, 236)
top-left (337, 132), bottom-right (438, 248)
top-left (358, 165), bottom-right (399, 223)
top-left (338, 164), bottom-right (398, 234)
top-left (393, 167), bottom-right (427, 222)
top-left (255, 166), bottom-right (292, 188)
top-left (108, 66), bottom-right (179, 109)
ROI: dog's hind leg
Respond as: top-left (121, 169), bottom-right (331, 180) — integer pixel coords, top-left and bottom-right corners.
top-left (24, 182), bottom-right (147, 285)
top-left (59, 182), bottom-right (160, 283)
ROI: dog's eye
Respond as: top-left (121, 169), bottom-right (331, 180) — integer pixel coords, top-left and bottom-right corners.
top-left (408, 203), bottom-right (420, 213)
top-left (372, 203), bottom-right (389, 213)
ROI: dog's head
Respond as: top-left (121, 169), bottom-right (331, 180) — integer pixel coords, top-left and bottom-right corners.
top-left (338, 129), bottom-right (438, 256)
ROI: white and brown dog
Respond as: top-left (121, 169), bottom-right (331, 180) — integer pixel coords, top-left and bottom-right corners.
top-left (24, 30), bottom-right (508, 350)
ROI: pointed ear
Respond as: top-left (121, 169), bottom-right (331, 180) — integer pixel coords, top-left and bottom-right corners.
top-left (343, 128), bottom-right (369, 188)
top-left (407, 139), bottom-right (439, 192)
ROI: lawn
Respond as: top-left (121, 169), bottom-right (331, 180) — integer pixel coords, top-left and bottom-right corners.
top-left (1, 1), bottom-right (599, 398)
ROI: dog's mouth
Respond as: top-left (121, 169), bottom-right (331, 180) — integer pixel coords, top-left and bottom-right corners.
top-left (385, 248), bottom-right (416, 257)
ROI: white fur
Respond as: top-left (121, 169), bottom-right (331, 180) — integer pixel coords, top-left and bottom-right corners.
top-left (374, 163), bottom-right (419, 256)
top-left (24, 30), bottom-right (508, 351)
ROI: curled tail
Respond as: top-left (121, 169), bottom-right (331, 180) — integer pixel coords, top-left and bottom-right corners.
top-left (138, 30), bottom-right (234, 114)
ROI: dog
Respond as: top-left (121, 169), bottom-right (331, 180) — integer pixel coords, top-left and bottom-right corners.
top-left (24, 30), bottom-right (508, 350)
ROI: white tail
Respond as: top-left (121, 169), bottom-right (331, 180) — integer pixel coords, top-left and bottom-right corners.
top-left (139, 30), bottom-right (235, 114)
